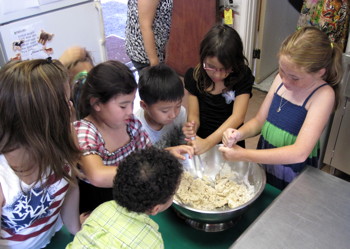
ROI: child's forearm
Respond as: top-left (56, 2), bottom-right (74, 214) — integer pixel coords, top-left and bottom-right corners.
top-left (79, 155), bottom-right (117, 188)
top-left (196, 117), bottom-right (241, 154)
top-left (85, 166), bottom-right (117, 188)
top-left (236, 118), bottom-right (264, 141)
top-left (208, 114), bottom-right (245, 144)
top-left (186, 115), bottom-right (200, 132)
top-left (61, 184), bottom-right (81, 235)
top-left (238, 144), bottom-right (310, 165)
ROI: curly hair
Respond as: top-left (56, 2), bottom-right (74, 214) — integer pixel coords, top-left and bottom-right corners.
top-left (113, 147), bottom-right (183, 213)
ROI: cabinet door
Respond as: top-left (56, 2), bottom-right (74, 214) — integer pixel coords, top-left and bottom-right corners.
top-left (324, 55), bottom-right (350, 174)
top-left (327, 99), bottom-right (350, 174)
top-left (166, 0), bottom-right (219, 76)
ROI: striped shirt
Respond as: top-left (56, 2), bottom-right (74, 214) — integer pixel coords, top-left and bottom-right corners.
top-left (0, 155), bottom-right (70, 249)
top-left (66, 201), bottom-right (163, 249)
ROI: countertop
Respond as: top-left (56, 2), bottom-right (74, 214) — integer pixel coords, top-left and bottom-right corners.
top-left (230, 166), bottom-right (350, 249)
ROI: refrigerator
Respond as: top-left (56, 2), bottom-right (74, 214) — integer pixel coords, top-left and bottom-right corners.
top-left (0, 0), bottom-right (106, 66)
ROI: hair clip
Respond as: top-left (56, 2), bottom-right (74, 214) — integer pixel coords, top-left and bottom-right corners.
top-left (46, 56), bottom-right (52, 63)
top-left (330, 42), bottom-right (334, 49)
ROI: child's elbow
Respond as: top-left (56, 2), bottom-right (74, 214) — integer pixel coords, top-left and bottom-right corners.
top-left (83, 165), bottom-right (116, 188)
top-left (87, 174), bottom-right (109, 188)
top-left (293, 150), bottom-right (311, 164)
top-left (66, 223), bottom-right (81, 235)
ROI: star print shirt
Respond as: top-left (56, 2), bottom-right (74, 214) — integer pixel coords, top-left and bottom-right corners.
top-left (0, 155), bottom-right (71, 249)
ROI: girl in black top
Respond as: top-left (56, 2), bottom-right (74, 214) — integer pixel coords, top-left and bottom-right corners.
top-left (183, 24), bottom-right (254, 155)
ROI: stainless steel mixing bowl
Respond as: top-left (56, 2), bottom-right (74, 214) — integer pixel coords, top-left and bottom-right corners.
top-left (173, 145), bottom-right (266, 232)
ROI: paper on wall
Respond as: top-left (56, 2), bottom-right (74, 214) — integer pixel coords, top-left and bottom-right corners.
top-left (9, 22), bottom-right (52, 60)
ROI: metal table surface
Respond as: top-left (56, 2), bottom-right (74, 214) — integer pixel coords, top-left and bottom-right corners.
top-left (230, 166), bottom-right (350, 249)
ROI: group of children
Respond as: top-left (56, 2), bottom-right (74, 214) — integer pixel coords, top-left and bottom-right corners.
top-left (0, 23), bottom-right (343, 248)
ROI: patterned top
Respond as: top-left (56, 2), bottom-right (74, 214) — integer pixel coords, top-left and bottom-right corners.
top-left (73, 116), bottom-right (151, 167)
top-left (0, 155), bottom-right (70, 249)
top-left (66, 201), bottom-right (164, 249)
top-left (297, 0), bottom-right (349, 49)
top-left (125, 0), bottom-right (173, 64)
top-left (258, 83), bottom-right (327, 189)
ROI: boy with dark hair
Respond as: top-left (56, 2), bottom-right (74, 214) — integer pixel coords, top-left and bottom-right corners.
top-left (135, 64), bottom-right (187, 149)
top-left (66, 147), bottom-right (183, 248)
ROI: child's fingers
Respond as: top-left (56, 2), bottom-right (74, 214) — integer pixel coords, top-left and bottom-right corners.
top-left (218, 146), bottom-right (234, 161)
top-left (218, 146), bottom-right (229, 158)
top-left (222, 134), bottom-right (233, 148)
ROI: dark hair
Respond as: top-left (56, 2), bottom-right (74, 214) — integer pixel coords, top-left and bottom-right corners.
top-left (0, 59), bottom-right (80, 184)
top-left (113, 146), bottom-right (183, 213)
top-left (194, 23), bottom-right (249, 92)
top-left (78, 60), bottom-right (137, 118)
top-left (138, 64), bottom-right (184, 105)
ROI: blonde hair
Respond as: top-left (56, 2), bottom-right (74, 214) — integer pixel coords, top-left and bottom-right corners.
top-left (0, 59), bottom-right (80, 184)
top-left (279, 26), bottom-right (343, 87)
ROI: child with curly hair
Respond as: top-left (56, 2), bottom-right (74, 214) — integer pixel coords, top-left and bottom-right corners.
top-left (67, 147), bottom-right (182, 248)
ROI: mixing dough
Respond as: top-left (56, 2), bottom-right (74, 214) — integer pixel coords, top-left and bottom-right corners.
top-left (175, 165), bottom-right (255, 210)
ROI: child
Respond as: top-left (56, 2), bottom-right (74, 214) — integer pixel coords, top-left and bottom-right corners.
top-left (59, 46), bottom-right (94, 86)
top-left (73, 60), bottom-right (151, 214)
top-left (135, 64), bottom-right (193, 160)
top-left (59, 46), bottom-right (94, 120)
top-left (220, 27), bottom-right (343, 190)
top-left (182, 24), bottom-right (255, 155)
top-left (66, 147), bottom-right (182, 248)
top-left (0, 59), bottom-right (81, 248)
